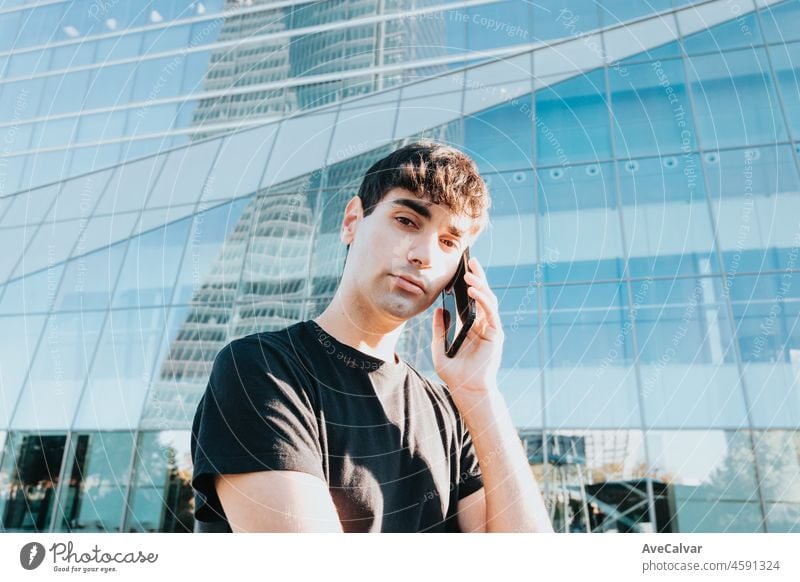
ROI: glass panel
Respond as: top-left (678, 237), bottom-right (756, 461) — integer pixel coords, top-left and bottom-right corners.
top-left (682, 11), bottom-right (761, 55)
top-left (536, 69), bottom-right (612, 164)
top-left (138, 304), bottom-right (193, 429)
top-left (0, 78), bottom-right (45, 124)
top-left (688, 48), bottom-right (787, 148)
top-left (11, 311), bottom-right (104, 431)
top-left (0, 315), bottom-right (46, 427)
top-left (73, 308), bottom-right (169, 431)
top-left (45, 167), bottom-right (110, 223)
top-left (205, 128), bottom-right (277, 202)
top-left (619, 154), bottom-right (717, 279)
top-left (49, 41), bottom-right (97, 69)
top-left (171, 199), bottom-right (250, 305)
top-left (753, 431), bottom-right (800, 532)
top-left (538, 162), bottom-right (623, 283)
top-left (69, 143), bottom-right (123, 176)
top-left (0, 264), bottom-right (63, 315)
top-left (20, 149), bottom-right (72, 192)
top-left (760, 0), bottom-right (800, 43)
top-left (84, 63), bottom-right (137, 110)
top-left (547, 429), bottom-right (652, 533)
top-left (232, 191), bottom-right (311, 335)
top-left (94, 153), bottom-right (166, 215)
top-left (465, 1), bottom-right (530, 51)
top-left (53, 242), bottom-right (126, 312)
top-left (127, 102), bottom-right (178, 137)
top-left (95, 33), bottom-right (143, 61)
top-left (647, 430), bottom-right (764, 532)
top-left (636, 277), bottom-right (745, 428)
top-left (482, 170), bottom-right (536, 216)
top-left (142, 23), bottom-right (192, 54)
top-left (709, 146), bottom-right (800, 273)
top-left (125, 431), bottom-right (194, 532)
top-left (40, 70), bottom-right (92, 116)
top-left (0, 433), bottom-right (67, 532)
top-left (112, 218), bottom-right (191, 308)
top-left (544, 282), bottom-right (639, 428)
top-left (619, 41), bottom-right (681, 65)
top-left (730, 274), bottom-right (800, 428)
top-left (770, 42), bottom-right (800, 142)
top-left (0, 226), bottom-right (32, 281)
top-left (77, 110), bottom-right (128, 142)
top-left (12, 218), bottom-right (83, 280)
top-left (498, 288), bottom-right (542, 429)
top-left (610, 58), bottom-right (694, 157)
top-left (464, 95), bottom-right (534, 172)
top-left (146, 140), bottom-right (220, 209)
top-left (598, 0), bottom-right (672, 26)
top-left (132, 56), bottom-right (185, 102)
top-left (532, 0), bottom-right (599, 42)
top-left (52, 432), bottom-right (134, 532)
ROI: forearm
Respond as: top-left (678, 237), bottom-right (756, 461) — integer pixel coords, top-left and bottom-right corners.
top-left (460, 388), bottom-right (553, 533)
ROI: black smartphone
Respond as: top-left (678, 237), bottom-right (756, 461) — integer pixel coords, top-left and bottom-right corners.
top-left (441, 247), bottom-right (476, 358)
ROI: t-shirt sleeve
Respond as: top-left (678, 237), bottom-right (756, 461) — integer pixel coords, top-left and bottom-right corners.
top-left (190, 337), bottom-right (326, 524)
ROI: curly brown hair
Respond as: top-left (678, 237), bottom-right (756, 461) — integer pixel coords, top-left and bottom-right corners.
top-left (355, 140), bottom-right (491, 242)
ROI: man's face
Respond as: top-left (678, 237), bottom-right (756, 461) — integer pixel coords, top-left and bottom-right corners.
top-left (342, 187), bottom-right (479, 325)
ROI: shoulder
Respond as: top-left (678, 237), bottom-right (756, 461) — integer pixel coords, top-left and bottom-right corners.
top-left (208, 324), bottom-right (312, 395)
top-left (403, 363), bottom-right (462, 421)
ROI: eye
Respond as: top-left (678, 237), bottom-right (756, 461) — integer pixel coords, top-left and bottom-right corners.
top-left (441, 239), bottom-right (457, 249)
top-left (395, 216), bottom-right (417, 228)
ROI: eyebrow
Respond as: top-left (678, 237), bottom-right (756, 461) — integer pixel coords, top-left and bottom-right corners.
top-left (391, 198), bottom-right (465, 238)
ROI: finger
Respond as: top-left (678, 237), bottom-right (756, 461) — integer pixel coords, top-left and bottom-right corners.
top-left (468, 256), bottom-right (488, 280)
top-left (467, 285), bottom-right (502, 334)
top-left (464, 271), bottom-right (499, 313)
top-left (463, 270), bottom-right (494, 304)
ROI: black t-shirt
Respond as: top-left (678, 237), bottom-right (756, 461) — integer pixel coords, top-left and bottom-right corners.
top-left (190, 319), bottom-right (483, 533)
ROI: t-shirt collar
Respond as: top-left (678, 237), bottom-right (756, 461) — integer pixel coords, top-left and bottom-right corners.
top-left (304, 319), bottom-right (406, 380)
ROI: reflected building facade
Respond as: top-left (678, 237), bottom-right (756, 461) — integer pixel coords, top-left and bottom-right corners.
top-left (1, 0), bottom-right (800, 533)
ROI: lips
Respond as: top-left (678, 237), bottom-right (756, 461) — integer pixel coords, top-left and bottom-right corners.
top-left (392, 274), bottom-right (426, 293)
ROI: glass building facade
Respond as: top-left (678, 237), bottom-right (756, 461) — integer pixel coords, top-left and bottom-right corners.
top-left (0, 0), bottom-right (799, 533)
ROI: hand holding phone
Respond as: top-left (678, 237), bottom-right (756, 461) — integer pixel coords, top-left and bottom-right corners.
top-left (441, 247), bottom-right (476, 358)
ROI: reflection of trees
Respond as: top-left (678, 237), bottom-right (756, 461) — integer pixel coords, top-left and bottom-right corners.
top-left (702, 432), bottom-right (759, 501)
top-left (131, 435), bottom-right (194, 532)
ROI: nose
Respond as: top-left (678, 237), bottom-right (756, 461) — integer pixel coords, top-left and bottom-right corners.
top-left (406, 233), bottom-right (437, 268)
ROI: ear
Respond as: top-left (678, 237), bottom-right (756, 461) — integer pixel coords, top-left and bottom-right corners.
top-left (340, 195), bottom-right (363, 246)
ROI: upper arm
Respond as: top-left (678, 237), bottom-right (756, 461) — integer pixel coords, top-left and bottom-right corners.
top-left (457, 487), bottom-right (486, 533)
top-left (215, 470), bottom-right (343, 532)
top-left (191, 338), bottom-right (329, 524)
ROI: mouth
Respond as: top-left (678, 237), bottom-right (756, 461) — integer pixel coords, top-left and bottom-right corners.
top-left (391, 274), bottom-right (425, 294)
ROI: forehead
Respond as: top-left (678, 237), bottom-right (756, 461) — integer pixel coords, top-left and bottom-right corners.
top-left (379, 188), bottom-right (478, 236)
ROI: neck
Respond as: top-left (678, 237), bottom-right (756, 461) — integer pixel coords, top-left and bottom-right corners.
top-left (312, 294), bottom-right (404, 366)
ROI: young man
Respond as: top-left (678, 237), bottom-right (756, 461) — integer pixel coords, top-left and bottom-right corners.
top-left (190, 140), bottom-right (553, 533)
